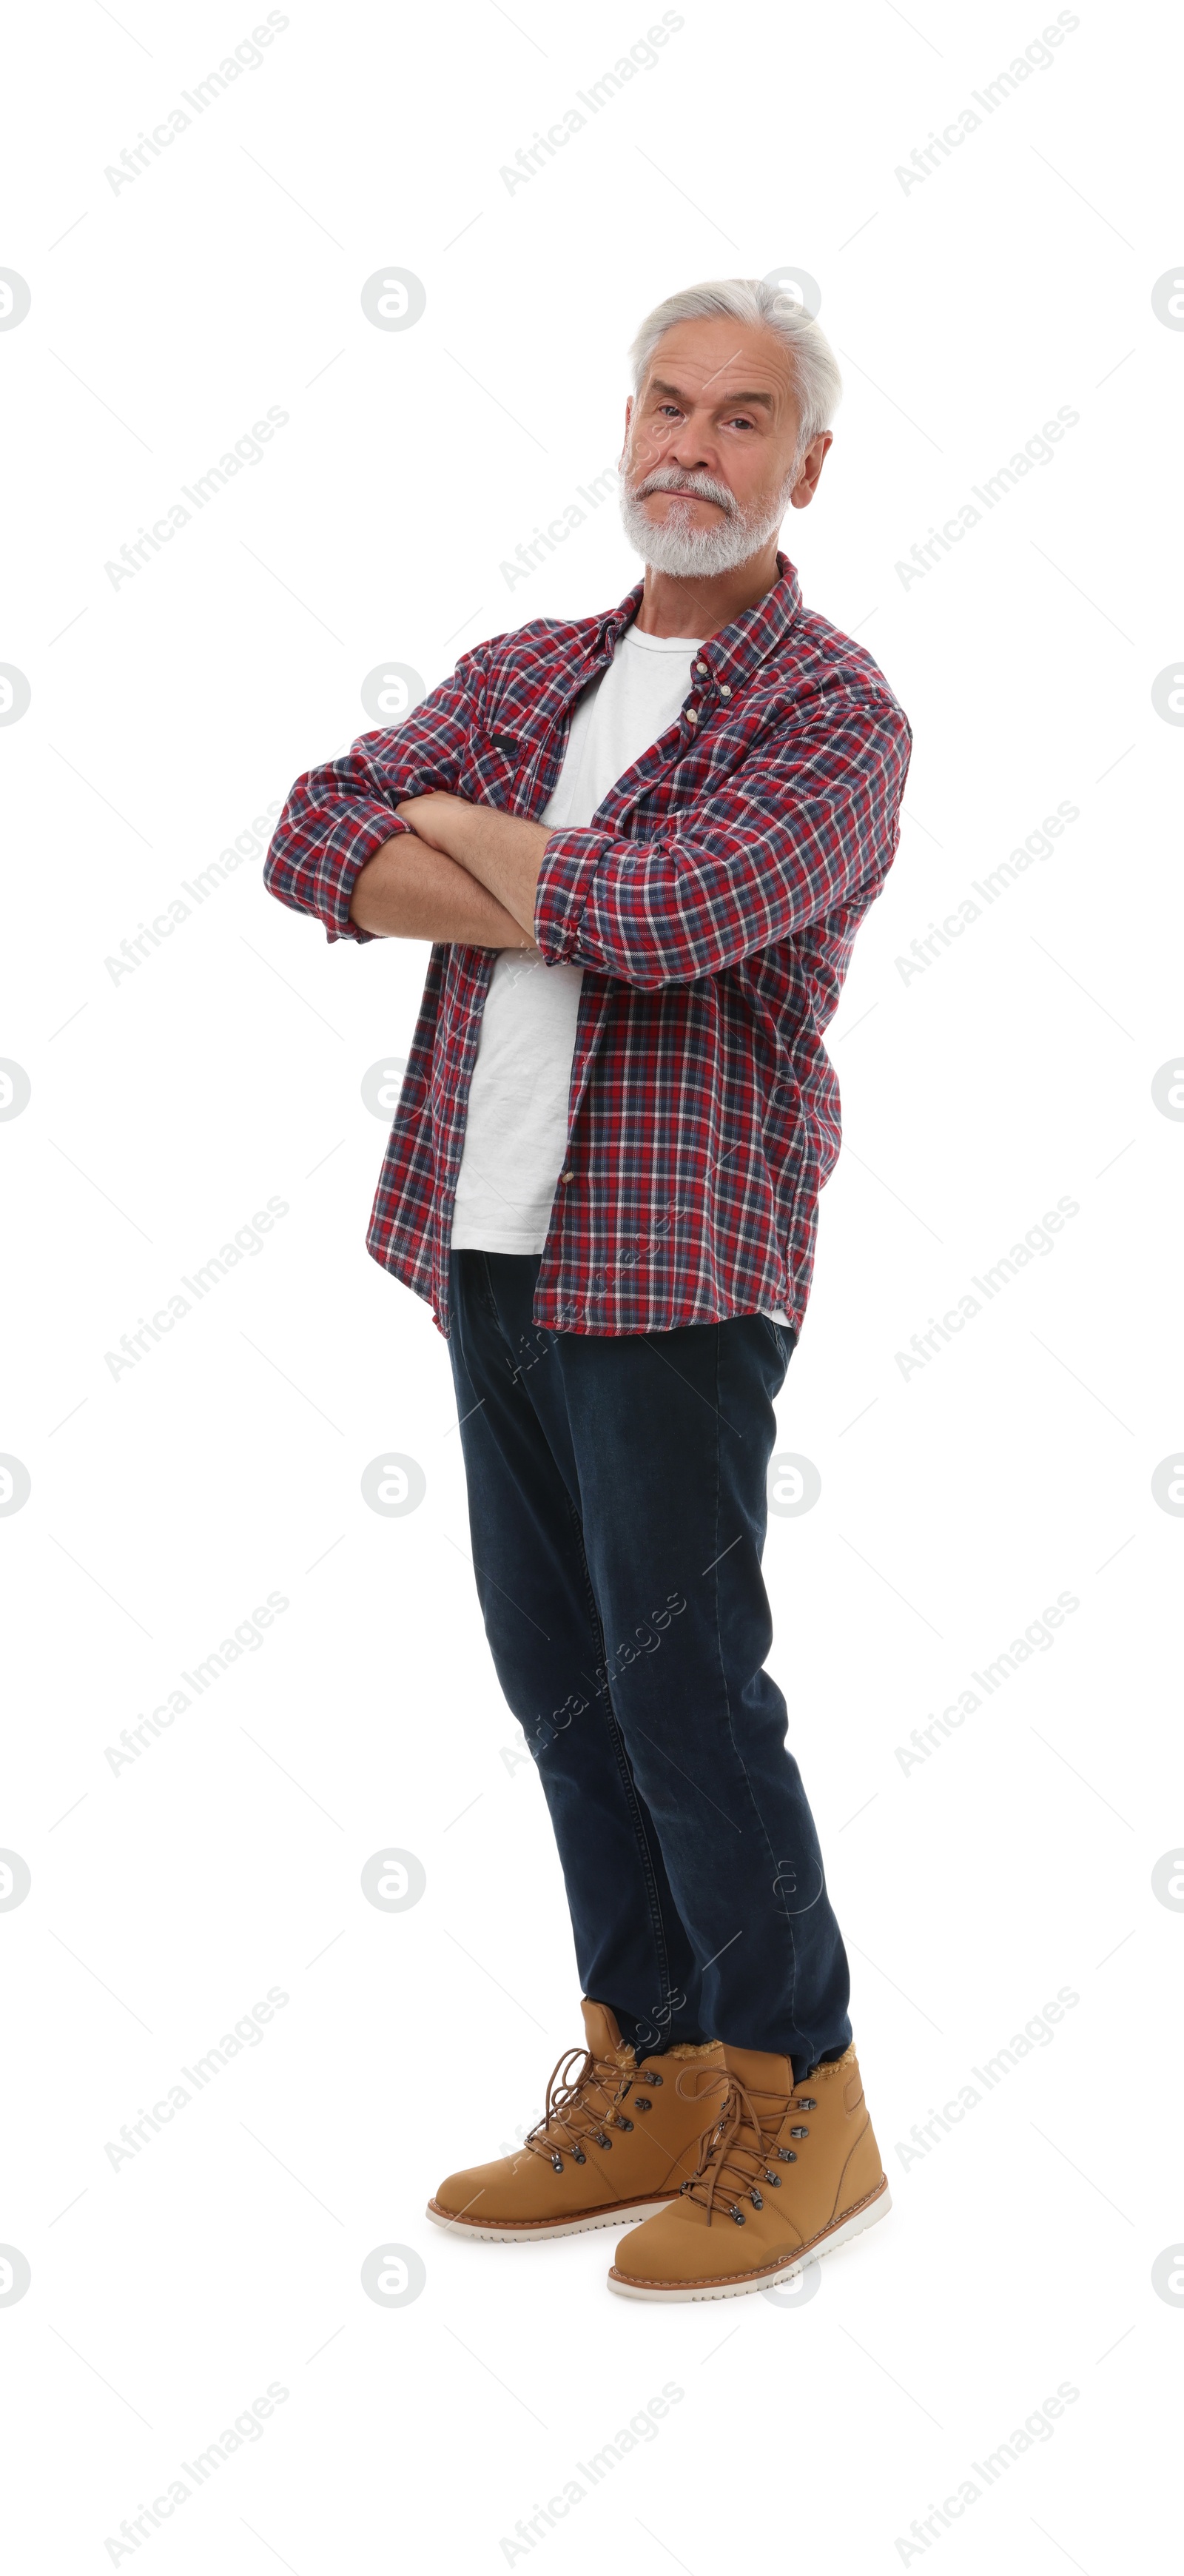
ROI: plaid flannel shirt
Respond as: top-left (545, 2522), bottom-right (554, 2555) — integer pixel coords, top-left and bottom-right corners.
top-left (263, 553), bottom-right (911, 1339)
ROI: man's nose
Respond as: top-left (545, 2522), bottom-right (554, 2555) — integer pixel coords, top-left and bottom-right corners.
top-left (636, 415), bottom-right (713, 471)
top-left (666, 421), bottom-right (717, 472)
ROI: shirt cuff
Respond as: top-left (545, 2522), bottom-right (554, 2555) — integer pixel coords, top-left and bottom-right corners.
top-left (321, 810), bottom-right (411, 944)
top-left (533, 825), bottom-right (612, 964)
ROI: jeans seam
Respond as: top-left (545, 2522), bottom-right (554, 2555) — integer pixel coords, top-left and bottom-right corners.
top-left (759, 1314), bottom-right (791, 1373)
top-left (571, 1509), bottom-right (676, 2025)
top-left (476, 1250), bottom-right (500, 1321)
top-left (708, 1323), bottom-right (799, 2041)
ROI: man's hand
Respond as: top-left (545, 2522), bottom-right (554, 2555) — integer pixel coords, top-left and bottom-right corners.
top-left (395, 794), bottom-right (552, 941)
top-left (392, 794), bottom-right (464, 853)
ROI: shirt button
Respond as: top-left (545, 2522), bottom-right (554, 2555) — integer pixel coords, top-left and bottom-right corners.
top-left (559, 1171), bottom-right (573, 1184)
top-left (719, 683), bottom-right (732, 697)
top-left (695, 661), bottom-right (707, 674)
top-left (686, 706), bottom-right (698, 724)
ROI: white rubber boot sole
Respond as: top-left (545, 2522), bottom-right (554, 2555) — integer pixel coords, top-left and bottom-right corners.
top-left (607, 2178), bottom-right (892, 2300)
top-left (426, 2194), bottom-right (674, 2244)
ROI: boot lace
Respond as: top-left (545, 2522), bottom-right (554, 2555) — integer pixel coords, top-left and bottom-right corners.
top-left (522, 2045), bottom-right (649, 2172)
top-left (679, 2071), bottom-right (813, 2225)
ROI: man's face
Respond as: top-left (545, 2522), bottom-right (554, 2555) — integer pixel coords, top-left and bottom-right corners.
top-left (619, 315), bottom-right (830, 577)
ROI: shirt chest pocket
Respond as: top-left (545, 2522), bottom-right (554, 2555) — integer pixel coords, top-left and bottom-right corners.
top-left (459, 728), bottom-right (522, 807)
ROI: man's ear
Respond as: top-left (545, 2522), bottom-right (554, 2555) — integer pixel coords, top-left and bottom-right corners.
top-left (789, 430), bottom-right (833, 511)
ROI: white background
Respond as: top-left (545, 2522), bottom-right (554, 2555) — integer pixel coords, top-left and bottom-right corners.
top-left (2, 0), bottom-right (1181, 2567)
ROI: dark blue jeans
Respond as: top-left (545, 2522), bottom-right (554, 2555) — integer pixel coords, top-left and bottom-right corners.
top-left (446, 1250), bottom-right (852, 2076)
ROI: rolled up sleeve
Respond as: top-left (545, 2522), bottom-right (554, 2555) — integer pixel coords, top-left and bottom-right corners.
top-left (264, 644), bottom-right (493, 944)
top-left (534, 685), bottom-right (912, 990)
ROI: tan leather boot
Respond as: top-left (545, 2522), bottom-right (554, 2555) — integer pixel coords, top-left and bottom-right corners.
top-left (608, 2040), bottom-right (890, 2298)
top-left (427, 1999), bottom-right (726, 2241)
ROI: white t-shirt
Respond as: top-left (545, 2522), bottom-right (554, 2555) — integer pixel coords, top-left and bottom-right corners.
top-left (450, 625), bottom-right (789, 1324)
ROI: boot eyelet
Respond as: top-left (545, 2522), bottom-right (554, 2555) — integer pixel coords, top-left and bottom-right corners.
top-left (615, 2116), bottom-right (634, 2132)
top-left (789, 2125), bottom-right (809, 2138)
top-left (764, 2169), bottom-right (781, 2186)
top-left (636, 2097), bottom-right (652, 2112)
top-left (728, 2204), bottom-right (746, 2226)
top-left (797, 2096), bottom-right (816, 2109)
top-left (776, 2147), bottom-right (796, 2162)
top-left (750, 2188), bottom-right (763, 2208)
top-left (642, 2071), bottom-right (664, 2087)
top-left (593, 2130), bottom-right (612, 2150)
top-left (572, 2148), bottom-right (586, 2164)
top-left (551, 2153), bottom-right (563, 2173)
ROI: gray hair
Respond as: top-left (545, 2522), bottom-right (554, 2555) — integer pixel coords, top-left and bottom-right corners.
top-left (627, 277), bottom-right (843, 453)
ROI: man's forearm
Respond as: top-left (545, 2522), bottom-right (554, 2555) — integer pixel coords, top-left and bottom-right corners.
top-left (394, 795), bottom-right (551, 937)
top-left (349, 831), bottom-right (536, 946)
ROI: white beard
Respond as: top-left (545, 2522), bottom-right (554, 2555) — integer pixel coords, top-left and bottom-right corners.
top-left (618, 460), bottom-right (798, 577)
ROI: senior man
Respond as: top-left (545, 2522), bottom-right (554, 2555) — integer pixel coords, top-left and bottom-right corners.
top-left (265, 277), bottom-right (911, 2301)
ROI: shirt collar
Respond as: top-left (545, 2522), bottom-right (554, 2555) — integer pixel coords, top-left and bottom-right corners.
top-left (593, 551), bottom-right (803, 694)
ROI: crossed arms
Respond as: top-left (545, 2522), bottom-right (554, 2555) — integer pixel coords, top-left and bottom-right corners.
top-left (267, 641), bottom-right (910, 985)
top-left (349, 796), bottom-right (551, 949)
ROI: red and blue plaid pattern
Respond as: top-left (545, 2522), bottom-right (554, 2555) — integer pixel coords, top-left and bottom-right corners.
top-left (264, 554), bottom-right (911, 1338)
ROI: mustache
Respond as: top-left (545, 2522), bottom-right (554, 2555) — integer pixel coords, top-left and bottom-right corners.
top-left (631, 466), bottom-right (738, 517)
